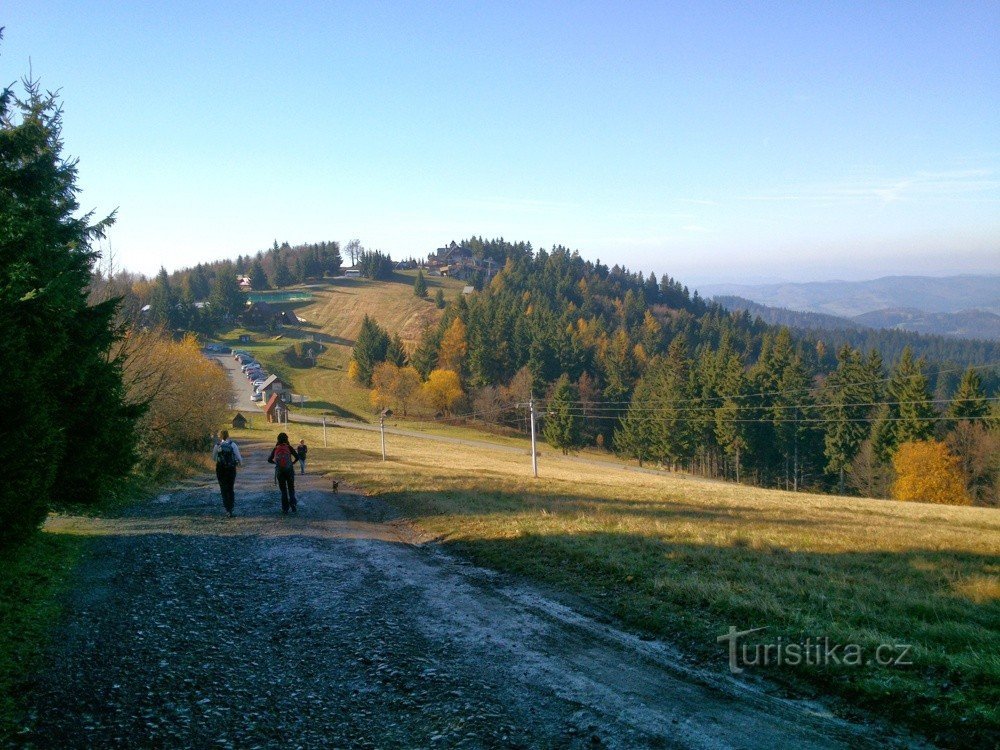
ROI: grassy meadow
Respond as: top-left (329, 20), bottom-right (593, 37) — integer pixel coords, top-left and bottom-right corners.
top-left (233, 418), bottom-right (1000, 746)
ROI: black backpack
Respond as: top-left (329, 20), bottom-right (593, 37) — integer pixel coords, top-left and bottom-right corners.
top-left (217, 441), bottom-right (237, 469)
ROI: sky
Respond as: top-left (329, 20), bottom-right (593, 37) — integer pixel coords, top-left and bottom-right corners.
top-left (3, 1), bottom-right (999, 285)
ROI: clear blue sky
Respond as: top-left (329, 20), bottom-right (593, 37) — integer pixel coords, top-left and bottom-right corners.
top-left (4, 1), bottom-right (998, 284)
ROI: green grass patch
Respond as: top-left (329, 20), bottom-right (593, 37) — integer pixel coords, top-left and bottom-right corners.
top-left (0, 530), bottom-right (86, 742)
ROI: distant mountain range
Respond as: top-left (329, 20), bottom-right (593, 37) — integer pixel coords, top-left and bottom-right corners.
top-left (702, 275), bottom-right (1000, 341)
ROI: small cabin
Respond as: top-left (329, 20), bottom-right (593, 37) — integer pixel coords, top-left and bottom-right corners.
top-left (264, 393), bottom-right (287, 424)
top-left (231, 413), bottom-right (248, 429)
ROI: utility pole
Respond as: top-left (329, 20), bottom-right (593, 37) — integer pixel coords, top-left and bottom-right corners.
top-left (529, 395), bottom-right (538, 478)
top-left (380, 414), bottom-right (387, 461)
top-left (380, 409), bottom-right (391, 461)
top-left (793, 409), bottom-right (799, 492)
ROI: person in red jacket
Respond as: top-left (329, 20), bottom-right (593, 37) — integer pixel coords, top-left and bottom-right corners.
top-left (267, 432), bottom-right (300, 514)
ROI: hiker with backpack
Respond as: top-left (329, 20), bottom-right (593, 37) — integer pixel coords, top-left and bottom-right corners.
top-left (297, 439), bottom-right (308, 475)
top-left (212, 430), bottom-right (243, 517)
top-left (267, 432), bottom-right (300, 514)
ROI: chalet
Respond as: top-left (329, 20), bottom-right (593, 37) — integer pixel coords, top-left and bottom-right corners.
top-left (237, 274), bottom-right (252, 291)
top-left (259, 374), bottom-right (286, 403)
top-left (231, 413), bottom-right (248, 429)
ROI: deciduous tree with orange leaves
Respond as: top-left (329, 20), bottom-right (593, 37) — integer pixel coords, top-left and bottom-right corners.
top-left (891, 440), bottom-right (971, 505)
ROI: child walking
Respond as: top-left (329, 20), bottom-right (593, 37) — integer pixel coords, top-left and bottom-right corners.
top-left (297, 439), bottom-right (308, 474)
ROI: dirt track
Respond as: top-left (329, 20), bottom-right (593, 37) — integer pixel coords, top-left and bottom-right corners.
top-left (12, 443), bottom-right (924, 749)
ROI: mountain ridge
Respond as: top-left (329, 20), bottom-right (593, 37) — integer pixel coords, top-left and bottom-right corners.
top-left (698, 273), bottom-right (1000, 318)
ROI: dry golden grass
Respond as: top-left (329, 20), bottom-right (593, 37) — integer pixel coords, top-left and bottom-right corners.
top-left (234, 418), bottom-right (1000, 746)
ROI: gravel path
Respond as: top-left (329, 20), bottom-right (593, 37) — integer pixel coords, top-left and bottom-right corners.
top-left (11, 444), bottom-right (922, 750)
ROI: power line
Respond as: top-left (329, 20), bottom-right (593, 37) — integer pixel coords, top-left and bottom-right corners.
top-left (538, 396), bottom-right (998, 416)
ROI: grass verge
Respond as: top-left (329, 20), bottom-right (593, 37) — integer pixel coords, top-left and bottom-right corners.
top-left (0, 531), bottom-right (85, 741)
top-left (234, 419), bottom-right (1000, 748)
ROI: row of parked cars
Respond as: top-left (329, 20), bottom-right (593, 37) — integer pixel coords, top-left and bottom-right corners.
top-left (232, 349), bottom-right (269, 402)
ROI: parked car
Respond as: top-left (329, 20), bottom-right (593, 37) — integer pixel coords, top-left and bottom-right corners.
top-left (252, 392), bottom-right (264, 402)
top-left (247, 371), bottom-right (265, 381)
top-left (241, 361), bottom-right (260, 372)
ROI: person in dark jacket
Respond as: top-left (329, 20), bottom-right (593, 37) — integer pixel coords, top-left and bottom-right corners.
top-left (212, 430), bottom-right (243, 517)
top-left (297, 439), bottom-right (308, 474)
top-left (267, 432), bottom-right (300, 514)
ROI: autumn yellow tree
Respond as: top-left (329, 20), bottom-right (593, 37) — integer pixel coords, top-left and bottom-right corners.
top-left (118, 331), bottom-right (232, 457)
top-left (437, 318), bottom-right (467, 373)
top-left (393, 366), bottom-right (422, 417)
top-left (891, 440), bottom-right (971, 505)
top-left (421, 369), bottom-right (463, 415)
top-left (370, 361), bottom-right (399, 412)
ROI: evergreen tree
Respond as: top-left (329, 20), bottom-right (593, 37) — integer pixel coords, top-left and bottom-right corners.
top-left (351, 315), bottom-right (390, 386)
top-left (434, 287), bottom-right (445, 309)
top-left (412, 326), bottom-right (442, 379)
top-left (147, 267), bottom-right (178, 329)
top-left (823, 346), bottom-right (873, 493)
top-left (948, 367), bottom-right (988, 421)
top-left (357, 249), bottom-right (394, 280)
top-left (892, 347), bottom-right (936, 445)
top-left (615, 371), bottom-right (657, 466)
top-left (188, 264), bottom-right (211, 300)
top-left (248, 257), bottom-right (269, 290)
top-left (270, 251), bottom-right (294, 287)
top-left (414, 270), bottom-right (428, 298)
top-left (209, 267), bottom-right (245, 322)
top-left (1, 67), bottom-right (140, 543)
top-left (386, 333), bottom-right (408, 367)
top-left (714, 348), bottom-right (750, 482)
top-left (646, 337), bottom-right (695, 468)
top-left (543, 375), bottom-right (583, 454)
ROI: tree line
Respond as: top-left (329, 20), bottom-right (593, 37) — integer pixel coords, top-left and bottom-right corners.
top-left (95, 239), bottom-right (344, 334)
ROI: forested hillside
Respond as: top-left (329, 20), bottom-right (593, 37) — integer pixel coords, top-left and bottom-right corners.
top-left (354, 238), bottom-right (998, 501)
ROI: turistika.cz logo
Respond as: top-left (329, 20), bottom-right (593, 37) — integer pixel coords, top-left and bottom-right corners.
top-left (717, 626), bottom-right (913, 675)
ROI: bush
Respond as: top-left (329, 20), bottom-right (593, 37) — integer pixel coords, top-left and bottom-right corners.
top-left (891, 440), bottom-right (971, 505)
